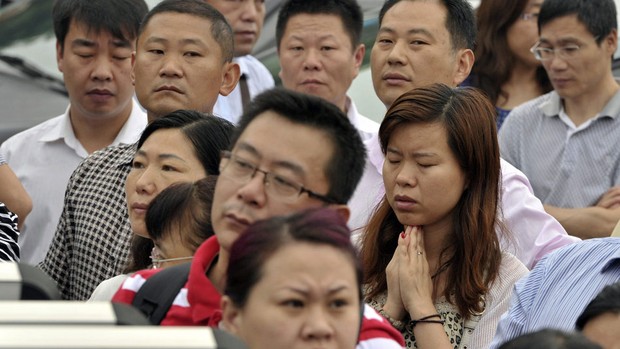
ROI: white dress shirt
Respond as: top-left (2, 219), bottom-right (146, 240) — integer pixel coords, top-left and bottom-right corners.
top-left (0, 101), bottom-right (147, 265)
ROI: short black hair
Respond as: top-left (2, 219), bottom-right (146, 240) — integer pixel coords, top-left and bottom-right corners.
top-left (231, 88), bottom-right (366, 205)
top-left (498, 329), bottom-right (602, 349)
top-left (576, 282), bottom-right (620, 330)
top-left (139, 0), bottom-right (234, 62)
top-left (276, 0), bottom-right (363, 50)
top-left (53, 0), bottom-right (148, 53)
top-left (378, 0), bottom-right (476, 50)
top-left (538, 0), bottom-right (617, 45)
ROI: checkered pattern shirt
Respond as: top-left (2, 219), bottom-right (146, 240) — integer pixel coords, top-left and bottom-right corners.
top-left (39, 143), bottom-right (136, 300)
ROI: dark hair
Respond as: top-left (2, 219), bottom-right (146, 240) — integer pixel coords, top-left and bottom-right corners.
top-left (538, 0), bottom-right (617, 45)
top-left (53, 0), bottom-right (148, 54)
top-left (378, 0), bottom-right (476, 51)
top-left (231, 88), bottom-right (366, 204)
top-left (147, 176), bottom-right (217, 253)
top-left (139, 0), bottom-right (234, 62)
top-left (276, 0), bottom-right (363, 50)
top-left (125, 110), bottom-right (234, 272)
top-left (498, 329), bottom-right (602, 349)
top-left (471, 0), bottom-right (552, 106)
top-left (225, 208), bottom-right (362, 309)
top-left (361, 83), bottom-right (503, 318)
top-left (576, 282), bottom-right (620, 330)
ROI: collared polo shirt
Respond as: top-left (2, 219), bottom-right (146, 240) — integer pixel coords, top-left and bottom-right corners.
top-left (499, 89), bottom-right (620, 208)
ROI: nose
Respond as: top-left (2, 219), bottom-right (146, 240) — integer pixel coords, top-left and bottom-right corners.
top-left (301, 307), bottom-right (334, 342)
top-left (90, 55), bottom-right (113, 81)
top-left (159, 54), bottom-right (183, 78)
top-left (235, 170), bottom-right (268, 207)
top-left (240, 1), bottom-right (260, 22)
top-left (134, 168), bottom-right (157, 195)
top-left (387, 40), bottom-right (407, 66)
top-left (303, 49), bottom-right (322, 71)
top-left (546, 54), bottom-right (568, 71)
top-left (394, 164), bottom-right (418, 188)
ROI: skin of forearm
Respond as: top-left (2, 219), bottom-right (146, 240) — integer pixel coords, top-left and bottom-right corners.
top-left (544, 204), bottom-right (618, 239)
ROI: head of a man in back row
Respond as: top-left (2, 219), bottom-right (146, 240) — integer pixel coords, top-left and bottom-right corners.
top-left (371, 0), bottom-right (476, 108)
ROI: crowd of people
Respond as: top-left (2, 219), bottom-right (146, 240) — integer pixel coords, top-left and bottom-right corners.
top-left (1, 0), bottom-right (620, 348)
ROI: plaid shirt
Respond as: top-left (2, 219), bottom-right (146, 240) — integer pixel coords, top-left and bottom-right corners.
top-left (39, 143), bottom-right (136, 300)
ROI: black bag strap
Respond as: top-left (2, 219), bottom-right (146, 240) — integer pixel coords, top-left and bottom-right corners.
top-left (131, 262), bottom-right (191, 325)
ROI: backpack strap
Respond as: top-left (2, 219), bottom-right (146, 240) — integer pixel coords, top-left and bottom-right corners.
top-left (132, 262), bottom-right (191, 325)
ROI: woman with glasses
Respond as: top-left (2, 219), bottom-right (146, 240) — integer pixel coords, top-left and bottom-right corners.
top-left (467, 0), bottom-right (552, 129)
top-left (360, 84), bottom-right (528, 349)
top-left (89, 110), bottom-right (234, 300)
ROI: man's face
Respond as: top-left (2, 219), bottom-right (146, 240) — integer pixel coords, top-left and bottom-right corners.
top-left (211, 111), bottom-right (335, 252)
top-left (371, 0), bottom-right (472, 107)
top-left (278, 14), bottom-right (365, 112)
top-left (207, 0), bottom-right (265, 56)
top-left (57, 19), bottom-right (135, 122)
top-left (538, 14), bottom-right (617, 102)
top-left (132, 12), bottom-right (238, 118)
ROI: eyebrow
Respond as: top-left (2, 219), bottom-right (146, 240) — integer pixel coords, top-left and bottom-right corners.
top-left (386, 147), bottom-right (437, 158)
top-left (378, 26), bottom-right (434, 39)
top-left (287, 285), bottom-right (350, 296)
top-left (235, 142), bottom-right (306, 178)
top-left (539, 37), bottom-right (584, 46)
top-left (71, 38), bottom-right (131, 49)
top-left (143, 36), bottom-right (206, 47)
top-left (135, 150), bottom-right (187, 162)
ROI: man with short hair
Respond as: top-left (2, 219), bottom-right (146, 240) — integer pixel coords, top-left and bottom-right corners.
top-left (275, 0), bottom-right (380, 230)
top-left (499, 0), bottom-right (620, 239)
top-left (113, 88), bottom-right (405, 348)
top-left (208, 0), bottom-right (274, 124)
top-left (39, 0), bottom-right (240, 300)
top-left (366, 0), bottom-right (579, 268)
top-left (0, 0), bottom-right (148, 265)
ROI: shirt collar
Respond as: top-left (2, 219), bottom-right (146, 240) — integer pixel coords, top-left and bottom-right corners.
top-left (233, 55), bottom-right (250, 76)
top-left (38, 105), bottom-right (72, 143)
top-left (365, 133), bottom-right (384, 175)
top-left (601, 242), bottom-right (620, 273)
top-left (541, 88), bottom-right (620, 120)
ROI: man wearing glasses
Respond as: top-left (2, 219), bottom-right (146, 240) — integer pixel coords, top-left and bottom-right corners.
top-left (498, 0), bottom-right (620, 239)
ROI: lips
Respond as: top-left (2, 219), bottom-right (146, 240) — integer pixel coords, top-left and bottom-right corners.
top-left (130, 202), bottom-right (149, 215)
top-left (393, 194), bottom-right (418, 211)
top-left (223, 212), bottom-right (252, 230)
top-left (382, 72), bottom-right (411, 85)
top-left (301, 78), bottom-right (324, 86)
top-left (155, 85), bottom-right (184, 94)
top-left (87, 88), bottom-right (114, 102)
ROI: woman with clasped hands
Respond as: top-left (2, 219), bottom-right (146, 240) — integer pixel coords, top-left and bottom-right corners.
top-left (360, 83), bottom-right (528, 349)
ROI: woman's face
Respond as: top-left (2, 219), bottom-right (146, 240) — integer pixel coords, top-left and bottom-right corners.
top-left (125, 128), bottom-right (206, 238)
top-left (582, 312), bottom-right (620, 349)
top-left (223, 242), bottom-right (361, 349)
top-left (383, 122), bottom-right (467, 230)
top-left (506, 0), bottom-right (543, 68)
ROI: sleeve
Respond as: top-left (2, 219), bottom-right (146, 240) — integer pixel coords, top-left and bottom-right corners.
top-left (469, 254), bottom-right (529, 349)
top-left (356, 304), bottom-right (406, 349)
top-left (111, 269), bottom-right (160, 305)
top-left (0, 202), bottom-right (20, 261)
top-left (497, 109), bottom-right (522, 170)
top-left (0, 153), bottom-right (5, 165)
top-left (499, 160), bottom-right (580, 268)
top-left (489, 255), bottom-right (550, 349)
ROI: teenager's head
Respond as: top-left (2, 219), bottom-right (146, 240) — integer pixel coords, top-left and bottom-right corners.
top-left (222, 208), bottom-right (362, 349)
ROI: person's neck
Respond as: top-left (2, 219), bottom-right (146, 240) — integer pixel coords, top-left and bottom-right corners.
top-left (70, 101), bottom-right (133, 154)
top-left (418, 220), bottom-right (451, 274)
top-left (563, 75), bottom-right (620, 127)
top-left (207, 248), bottom-right (229, 293)
top-left (498, 61), bottom-right (543, 110)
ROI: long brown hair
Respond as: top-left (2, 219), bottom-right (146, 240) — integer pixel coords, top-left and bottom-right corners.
top-left (361, 84), bottom-right (504, 318)
top-left (471, 0), bottom-right (551, 106)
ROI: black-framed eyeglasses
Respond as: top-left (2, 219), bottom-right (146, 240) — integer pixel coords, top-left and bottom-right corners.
top-left (530, 37), bottom-right (599, 61)
top-left (219, 151), bottom-right (339, 204)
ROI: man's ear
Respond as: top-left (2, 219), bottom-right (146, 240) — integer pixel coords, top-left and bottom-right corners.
top-left (220, 296), bottom-right (242, 335)
top-left (452, 48), bottom-right (475, 86)
top-left (130, 51), bottom-right (137, 86)
top-left (351, 43), bottom-right (366, 80)
top-left (330, 204), bottom-right (351, 224)
top-left (219, 62), bottom-right (241, 97)
top-left (604, 28), bottom-right (618, 57)
top-left (56, 41), bottom-right (64, 73)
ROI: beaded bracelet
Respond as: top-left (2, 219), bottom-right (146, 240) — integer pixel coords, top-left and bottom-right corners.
top-left (378, 308), bottom-right (405, 331)
top-left (410, 313), bottom-right (445, 328)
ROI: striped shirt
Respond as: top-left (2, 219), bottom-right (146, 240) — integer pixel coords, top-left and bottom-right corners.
top-left (0, 202), bottom-right (20, 261)
top-left (490, 238), bottom-right (620, 348)
top-left (499, 90), bottom-right (620, 207)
